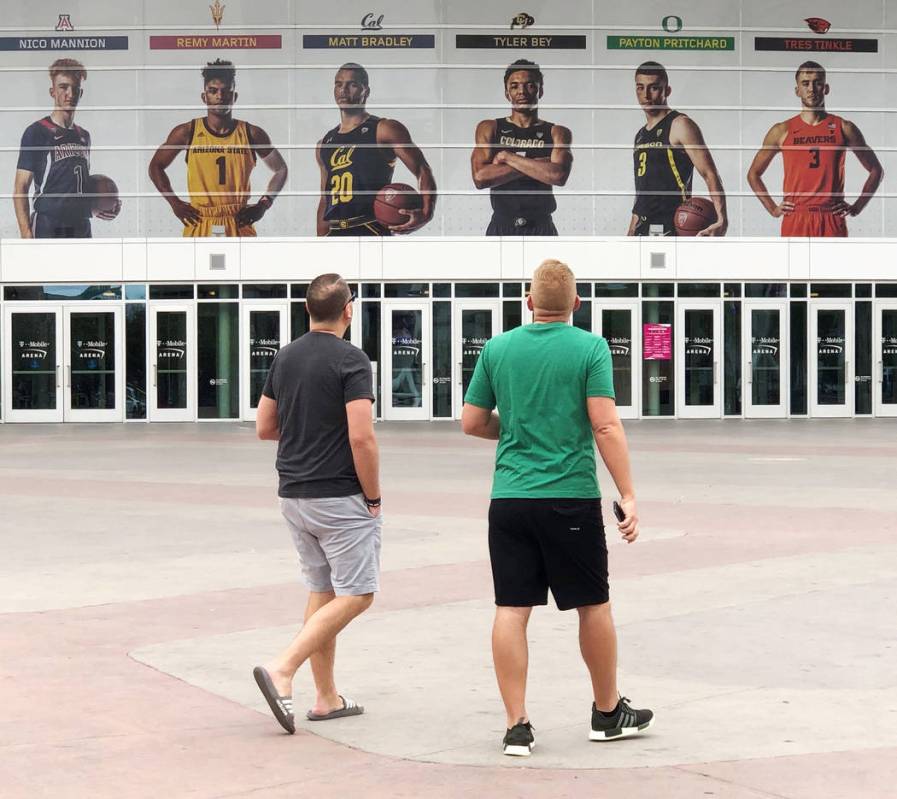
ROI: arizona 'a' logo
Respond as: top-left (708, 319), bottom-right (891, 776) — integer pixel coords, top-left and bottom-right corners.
top-left (805, 17), bottom-right (831, 34)
top-left (210, 0), bottom-right (225, 30)
top-left (55, 14), bottom-right (74, 31)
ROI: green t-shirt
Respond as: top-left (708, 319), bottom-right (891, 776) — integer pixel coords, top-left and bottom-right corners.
top-left (464, 322), bottom-right (615, 499)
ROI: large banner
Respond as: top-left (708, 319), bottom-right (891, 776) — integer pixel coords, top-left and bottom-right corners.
top-left (1, 0), bottom-right (893, 239)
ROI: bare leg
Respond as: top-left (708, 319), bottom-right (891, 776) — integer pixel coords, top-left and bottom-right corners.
top-left (577, 602), bottom-right (619, 711)
top-left (492, 606), bottom-right (533, 728)
top-left (302, 590), bottom-right (344, 715)
top-left (267, 593), bottom-right (374, 698)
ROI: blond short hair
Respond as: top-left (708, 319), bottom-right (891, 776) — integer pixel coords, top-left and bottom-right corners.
top-left (530, 259), bottom-right (576, 313)
top-left (49, 58), bottom-right (86, 84)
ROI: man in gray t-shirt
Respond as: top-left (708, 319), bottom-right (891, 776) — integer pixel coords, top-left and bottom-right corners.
top-left (252, 273), bottom-right (381, 735)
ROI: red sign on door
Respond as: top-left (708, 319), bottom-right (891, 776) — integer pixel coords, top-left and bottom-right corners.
top-left (643, 323), bottom-right (672, 360)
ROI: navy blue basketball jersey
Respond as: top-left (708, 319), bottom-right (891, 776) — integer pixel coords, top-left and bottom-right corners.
top-left (17, 117), bottom-right (91, 222)
top-left (632, 110), bottom-right (693, 224)
top-left (321, 116), bottom-right (395, 222)
top-left (489, 117), bottom-right (557, 219)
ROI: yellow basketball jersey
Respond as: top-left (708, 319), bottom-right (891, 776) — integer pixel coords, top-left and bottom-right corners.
top-left (186, 118), bottom-right (255, 209)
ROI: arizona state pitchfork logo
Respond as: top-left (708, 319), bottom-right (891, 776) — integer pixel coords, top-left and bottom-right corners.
top-left (210, 0), bottom-right (225, 30)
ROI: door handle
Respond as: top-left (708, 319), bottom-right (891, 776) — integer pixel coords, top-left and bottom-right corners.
top-left (56, 364), bottom-right (61, 388)
top-left (746, 360), bottom-right (752, 384)
top-left (67, 364), bottom-right (71, 388)
top-left (713, 361), bottom-right (718, 385)
top-left (878, 360), bottom-right (883, 384)
top-left (457, 361), bottom-right (462, 384)
top-left (845, 360), bottom-right (850, 386)
top-left (153, 363), bottom-right (157, 388)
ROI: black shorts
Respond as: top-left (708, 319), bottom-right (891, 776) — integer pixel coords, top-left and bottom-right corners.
top-left (488, 498), bottom-right (609, 611)
top-left (32, 213), bottom-right (91, 238)
top-left (633, 213), bottom-right (675, 236)
top-left (486, 214), bottom-right (558, 236)
top-left (326, 218), bottom-right (390, 236)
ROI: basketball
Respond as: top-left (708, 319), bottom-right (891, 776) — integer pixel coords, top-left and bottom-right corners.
top-left (373, 183), bottom-right (422, 227)
top-left (87, 173), bottom-right (119, 216)
top-left (674, 197), bottom-right (716, 236)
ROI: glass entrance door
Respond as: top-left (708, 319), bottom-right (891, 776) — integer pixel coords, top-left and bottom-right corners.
top-left (676, 302), bottom-right (721, 418)
top-left (743, 302), bottom-right (788, 418)
top-left (149, 304), bottom-right (195, 422)
top-left (453, 301), bottom-right (500, 418)
top-left (594, 302), bottom-right (640, 420)
top-left (3, 305), bottom-right (63, 422)
top-left (810, 302), bottom-right (852, 418)
top-left (874, 302), bottom-right (897, 417)
top-left (241, 304), bottom-right (288, 421)
top-left (64, 307), bottom-right (123, 422)
top-left (382, 302), bottom-right (430, 421)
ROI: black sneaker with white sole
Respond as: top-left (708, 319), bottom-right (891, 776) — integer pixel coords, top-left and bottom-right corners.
top-left (502, 720), bottom-right (535, 756)
top-left (589, 696), bottom-right (654, 741)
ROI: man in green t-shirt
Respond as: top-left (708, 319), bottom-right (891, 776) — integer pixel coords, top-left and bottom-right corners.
top-left (462, 259), bottom-right (654, 757)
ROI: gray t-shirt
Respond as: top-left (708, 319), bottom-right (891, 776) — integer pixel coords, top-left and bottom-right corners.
top-left (262, 331), bottom-right (374, 498)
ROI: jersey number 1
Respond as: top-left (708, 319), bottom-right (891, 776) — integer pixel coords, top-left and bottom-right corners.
top-left (215, 156), bottom-right (227, 184)
top-left (330, 172), bottom-right (353, 205)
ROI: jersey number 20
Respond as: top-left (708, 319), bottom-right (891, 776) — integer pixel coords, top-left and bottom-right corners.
top-left (330, 172), bottom-right (353, 205)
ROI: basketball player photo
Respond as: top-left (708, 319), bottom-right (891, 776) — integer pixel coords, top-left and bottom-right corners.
top-left (317, 62), bottom-right (436, 236)
top-left (14, 59), bottom-right (120, 239)
top-left (149, 59), bottom-right (288, 237)
top-left (471, 59), bottom-right (572, 236)
top-left (629, 61), bottom-right (727, 237)
top-left (747, 61), bottom-right (883, 237)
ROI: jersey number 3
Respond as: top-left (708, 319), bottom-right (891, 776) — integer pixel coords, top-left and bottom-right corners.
top-left (637, 151), bottom-right (647, 177)
top-left (330, 172), bottom-right (353, 205)
top-left (809, 148), bottom-right (820, 169)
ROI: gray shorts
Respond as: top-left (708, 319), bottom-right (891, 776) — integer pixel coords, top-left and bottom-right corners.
top-left (279, 494), bottom-right (382, 596)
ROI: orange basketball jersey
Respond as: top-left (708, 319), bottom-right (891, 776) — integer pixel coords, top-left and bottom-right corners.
top-left (782, 113), bottom-right (845, 210)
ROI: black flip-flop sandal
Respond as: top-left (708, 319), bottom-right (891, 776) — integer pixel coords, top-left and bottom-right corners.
top-left (306, 695), bottom-right (364, 721)
top-left (252, 666), bottom-right (295, 734)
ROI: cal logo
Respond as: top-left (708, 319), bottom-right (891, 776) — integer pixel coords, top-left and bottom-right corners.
top-left (330, 145), bottom-right (355, 169)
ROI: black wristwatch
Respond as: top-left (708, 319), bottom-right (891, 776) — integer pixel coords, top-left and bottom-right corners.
top-left (363, 496), bottom-right (382, 508)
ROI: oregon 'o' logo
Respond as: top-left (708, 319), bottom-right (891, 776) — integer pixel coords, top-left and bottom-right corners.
top-left (662, 15), bottom-right (683, 33)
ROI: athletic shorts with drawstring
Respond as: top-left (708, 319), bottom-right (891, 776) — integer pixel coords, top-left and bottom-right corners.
top-left (279, 494), bottom-right (382, 596)
top-left (488, 498), bottom-right (609, 611)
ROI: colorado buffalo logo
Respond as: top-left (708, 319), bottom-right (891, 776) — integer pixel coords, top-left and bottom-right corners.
top-left (804, 17), bottom-right (831, 34)
top-left (510, 12), bottom-right (535, 29)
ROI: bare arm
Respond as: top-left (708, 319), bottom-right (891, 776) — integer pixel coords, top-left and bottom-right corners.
top-left (587, 396), bottom-right (639, 543)
top-left (315, 140), bottom-right (328, 236)
top-left (13, 169), bottom-right (33, 238)
top-left (747, 122), bottom-right (793, 218)
top-left (838, 120), bottom-right (884, 217)
top-left (493, 124), bottom-right (573, 187)
top-left (256, 394), bottom-right (279, 441)
top-left (378, 118), bottom-right (436, 233)
top-left (346, 398), bottom-right (380, 514)
top-left (236, 125), bottom-right (288, 226)
top-left (471, 119), bottom-right (520, 189)
top-left (626, 213), bottom-right (639, 236)
top-left (461, 403), bottom-right (500, 440)
top-left (672, 115), bottom-right (727, 236)
top-left (148, 123), bottom-right (200, 225)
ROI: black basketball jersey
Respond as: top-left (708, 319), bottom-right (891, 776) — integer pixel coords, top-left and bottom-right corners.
top-left (16, 116), bottom-right (91, 221)
top-left (632, 110), bottom-right (693, 220)
top-left (321, 116), bottom-right (395, 221)
top-left (490, 117), bottom-right (557, 218)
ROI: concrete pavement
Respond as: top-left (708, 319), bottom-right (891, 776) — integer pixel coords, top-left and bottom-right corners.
top-left (1, 420), bottom-right (895, 797)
